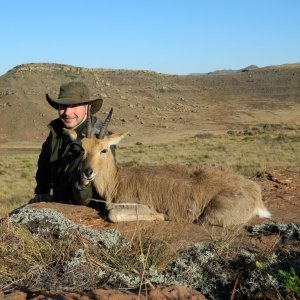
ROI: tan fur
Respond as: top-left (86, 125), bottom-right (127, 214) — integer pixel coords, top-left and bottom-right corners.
top-left (73, 133), bottom-right (271, 226)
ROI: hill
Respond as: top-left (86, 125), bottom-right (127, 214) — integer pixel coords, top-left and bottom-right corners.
top-left (0, 62), bottom-right (300, 147)
top-left (189, 64), bottom-right (259, 75)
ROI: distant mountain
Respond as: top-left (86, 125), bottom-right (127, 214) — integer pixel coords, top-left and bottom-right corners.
top-left (189, 65), bottom-right (259, 76)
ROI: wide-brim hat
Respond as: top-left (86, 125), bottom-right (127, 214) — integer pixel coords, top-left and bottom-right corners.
top-left (46, 81), bottom-right (103, 114)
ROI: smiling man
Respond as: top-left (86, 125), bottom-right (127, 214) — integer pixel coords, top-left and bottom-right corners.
top-left (30, 81), bottom-right (110, 204)
top-left (58, 103), bottom-right (88, 129)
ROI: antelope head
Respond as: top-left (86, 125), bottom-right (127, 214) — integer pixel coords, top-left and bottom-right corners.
top-left (63, 108), bottom-right (127, 196)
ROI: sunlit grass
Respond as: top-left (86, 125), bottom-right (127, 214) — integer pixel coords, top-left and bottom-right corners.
top-left (0, 153), bottom-right (37, 216)
top-left (118, 127), bottom-right (300, 176)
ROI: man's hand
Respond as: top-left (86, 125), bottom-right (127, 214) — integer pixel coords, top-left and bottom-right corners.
top-left (74, 174), bottom-right (93, 191)
top-left (28, 194), bottom-right (53, 204)
top-left (80, 177), bottom-right (91, 188)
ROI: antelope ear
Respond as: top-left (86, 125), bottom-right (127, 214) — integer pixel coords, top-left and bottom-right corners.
top-left (63, 128), bottom-right (78, 141)
top-left (107, 132), bottom-right (128, 147)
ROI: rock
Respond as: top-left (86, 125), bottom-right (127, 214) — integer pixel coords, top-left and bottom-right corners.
top-left (0, 291), bottom-right (27, 300)
top-left (2, 287), bottom-right (207, 300)
top-left (149, 285), bottom-right (207, 300)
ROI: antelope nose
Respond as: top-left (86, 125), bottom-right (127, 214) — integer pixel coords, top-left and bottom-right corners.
top-left (83, 167), bottom-right (93, 178)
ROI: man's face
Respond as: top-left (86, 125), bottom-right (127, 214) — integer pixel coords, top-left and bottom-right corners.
top-left (58, 103), bottom-right (88, 129)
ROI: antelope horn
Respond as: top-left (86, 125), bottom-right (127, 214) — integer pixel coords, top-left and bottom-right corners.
top-left (98, 108), bottom-right (113, 139)
top-left (86, 104), bottom-right (92, 138)
top-left (92, 118), bottom-right (102, 135)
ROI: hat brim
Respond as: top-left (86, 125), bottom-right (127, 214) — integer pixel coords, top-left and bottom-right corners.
top-left (46, 94), bottom-right (103, 114)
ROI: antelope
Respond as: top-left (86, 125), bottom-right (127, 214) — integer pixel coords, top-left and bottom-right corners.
top-left (64, 109), bottom-right (271, 227)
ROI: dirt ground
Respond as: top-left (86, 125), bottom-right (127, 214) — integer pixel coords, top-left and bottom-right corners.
top-left (2, 168), bottom-right (299, 300)
top-left (1, 286), bottom-right (206, 300)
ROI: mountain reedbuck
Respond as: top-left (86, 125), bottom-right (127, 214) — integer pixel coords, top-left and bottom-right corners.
top-left (64, 109), bottom-right (271, 227)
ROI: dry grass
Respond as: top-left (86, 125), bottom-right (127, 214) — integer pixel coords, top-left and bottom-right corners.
top-left (0, 153), bottom-right (37, 216)
top-left (0, 219), bottom-right (78, 292)
top-left (0, 217), bottom-right (181, 293)
top-left (0, 125), bottom-right (299, 217)
top-left (119, 125), bottom-right (300, 176)
top-left (5, 213), bottom-right (299, 298)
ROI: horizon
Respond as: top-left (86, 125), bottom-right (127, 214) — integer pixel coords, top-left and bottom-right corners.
top-left (1, 0), bottom-right (300, 76)
top-left (3, 61), bottom-right (300, 77)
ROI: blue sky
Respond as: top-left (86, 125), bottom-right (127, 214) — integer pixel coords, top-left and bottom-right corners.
top-left (1, 0), bottom-right (299, 75)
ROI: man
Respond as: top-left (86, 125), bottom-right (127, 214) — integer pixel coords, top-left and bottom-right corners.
top-left (30, 81), bottom-right (109, 205)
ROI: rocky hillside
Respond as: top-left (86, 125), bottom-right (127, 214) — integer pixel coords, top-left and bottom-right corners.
top-left (0, 62), bottom-right (299, 146)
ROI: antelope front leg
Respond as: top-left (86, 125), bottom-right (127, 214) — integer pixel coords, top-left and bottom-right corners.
top-left (106, 203), bottom-right (165, 223)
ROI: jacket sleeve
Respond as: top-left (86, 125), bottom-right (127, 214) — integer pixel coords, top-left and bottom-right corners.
top-left (34, 133), bottom-right (52, 194)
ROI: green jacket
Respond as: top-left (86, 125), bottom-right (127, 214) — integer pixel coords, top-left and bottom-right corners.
top-left (35, 116), bottom-right (110, 205)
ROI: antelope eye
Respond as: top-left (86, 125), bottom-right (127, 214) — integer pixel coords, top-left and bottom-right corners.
top-left (100, 149), bottom-right (108, 154)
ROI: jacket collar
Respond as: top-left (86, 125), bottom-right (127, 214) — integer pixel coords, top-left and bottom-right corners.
top-left (48, 116), bottom-right (98, 139)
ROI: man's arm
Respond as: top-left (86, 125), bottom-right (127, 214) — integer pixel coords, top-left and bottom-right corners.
top-left (34, 133), bottom-right (52, 195)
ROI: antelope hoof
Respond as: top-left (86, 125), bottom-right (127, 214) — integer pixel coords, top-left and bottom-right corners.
top-left (108, 208), bottom-right (165, 223)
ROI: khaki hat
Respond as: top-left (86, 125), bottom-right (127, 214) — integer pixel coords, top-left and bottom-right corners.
top-left (46, 82), bottom-right (103, 114)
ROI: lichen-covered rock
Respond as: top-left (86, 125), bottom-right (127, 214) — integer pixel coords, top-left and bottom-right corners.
top-left (153, 243), bottom-right (232, 298)
top-left (9, 206), bottom-right (129, 249)
top-left (246, 222), bottom-right (300, 240)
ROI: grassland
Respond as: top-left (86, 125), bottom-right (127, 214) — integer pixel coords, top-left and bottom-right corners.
top-left (120, 125), bottom-right (300, 175)
top-left (0, 124), bottom-right (299, 217)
